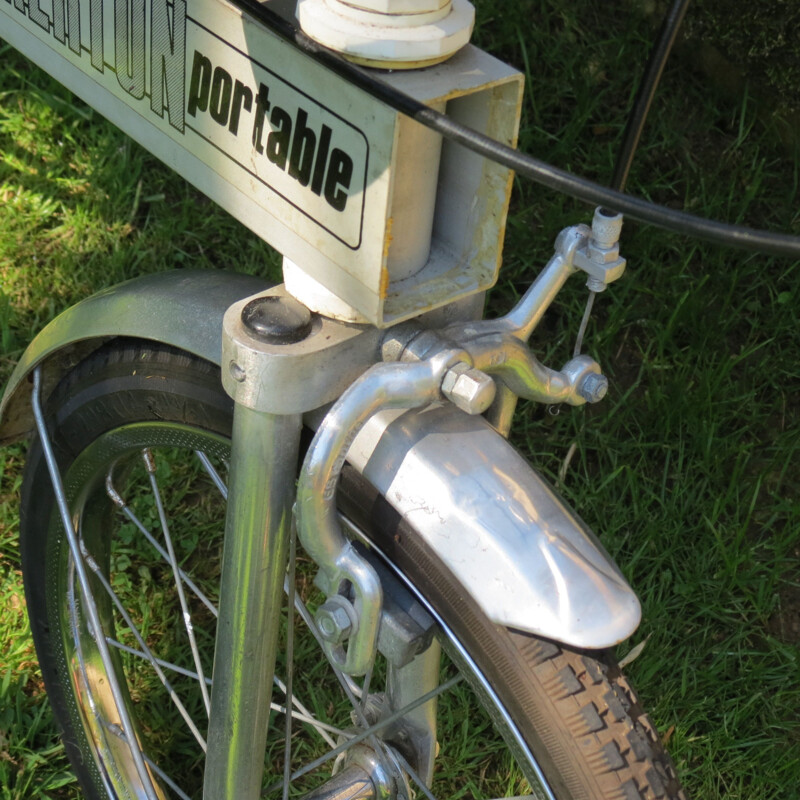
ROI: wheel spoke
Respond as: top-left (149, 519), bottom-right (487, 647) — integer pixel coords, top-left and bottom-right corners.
top-left (141, 753), bottom-right (194, 800)
top-left (106, 634), bottom-right (347, 740)
top-left (263, 674), bottom-right (463, 795)
top-left (195, 451), bottom-right (228, 500)
top-left (106, 638), bottom-right (213, 686)
top-left (390, 749), bottom-right (438, 800)
top-left (108, 473), bottom-right (341, 752)
top-left (105, 470), bottom-right (218, 619)
top-left (81, 544), bottom-right (208, 752)
top-left (272, 674), bottom-right (339, 750)
top-left (143, 449), bottom-right (212, 717)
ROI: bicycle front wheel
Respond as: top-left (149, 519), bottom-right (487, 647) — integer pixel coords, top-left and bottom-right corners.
top-left (20, 339), bottom-right (686, 800)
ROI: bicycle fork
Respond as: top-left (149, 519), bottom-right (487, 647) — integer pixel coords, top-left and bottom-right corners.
top-left (203, 287), bottom-right (468, 800)
top-left (203, 404), bottom-right (301, 799)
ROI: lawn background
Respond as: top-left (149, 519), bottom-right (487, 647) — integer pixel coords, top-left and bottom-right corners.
top-left (1, 0), bottom-right (799, 797)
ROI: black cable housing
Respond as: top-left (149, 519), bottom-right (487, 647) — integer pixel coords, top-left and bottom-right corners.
top-left (611, 0), bottom-right (692, 193)
top-left (233, 0), bottom-right (800, 259)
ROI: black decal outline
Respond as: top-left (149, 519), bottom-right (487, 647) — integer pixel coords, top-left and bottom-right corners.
top-left (186, 15), bottom-right (368, 250)
top-left (150, 0), bottom-right (186, 132)
top-left (28, 0), bottom-right (50, 34)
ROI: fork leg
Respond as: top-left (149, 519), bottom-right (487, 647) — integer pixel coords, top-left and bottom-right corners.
top-left (203, 403), bottom-right (302, 800)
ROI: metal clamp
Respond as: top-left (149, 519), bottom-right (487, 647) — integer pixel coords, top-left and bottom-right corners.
top-left (572, 207), bottom-right (627, 291)
top-left (296, 350), bottom-right (463, 675)
top-left (221, 285), bottom-right (382, 414)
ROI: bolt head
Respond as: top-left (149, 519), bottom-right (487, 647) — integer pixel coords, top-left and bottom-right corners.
top-left (441, 362), bottom-right (496, 415)
top-left (381, 336), bottom-right (407, 363)
top-left (380, 323), bottom-right (423, 363)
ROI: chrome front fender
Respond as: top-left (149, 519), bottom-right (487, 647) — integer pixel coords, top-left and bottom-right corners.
top-left (2, 270), bottom-right (639, 648)
top-left (348, 405), bottom-right (641, 649)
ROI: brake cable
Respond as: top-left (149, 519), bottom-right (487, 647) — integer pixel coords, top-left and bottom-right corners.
top-left (573, 0), bottom-right (693, 357)
top-left (234, 0), bottom-right (799, 258)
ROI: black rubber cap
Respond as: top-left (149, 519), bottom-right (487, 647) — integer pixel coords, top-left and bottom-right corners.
top-left (241, 295), bottom-right (313, 344)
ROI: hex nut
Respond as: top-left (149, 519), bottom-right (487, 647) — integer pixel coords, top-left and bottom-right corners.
top-left (381, 335), bottom-right (408, 363)
top-left (380, 323), bottom-right (423, 363)
top-left (441, 362), bottom-right (496, 415)
top-left (578, 373), bottom-right (609, 404)
top-left (586, 241), bottom-right (621, 264)
top-left (342, 0), bottom-right (448, 13)
top-left (315, 598), bottom-right (355, 644)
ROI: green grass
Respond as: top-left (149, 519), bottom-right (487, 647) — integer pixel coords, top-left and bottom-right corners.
top-left (1, 0), bottom-right (799, 798)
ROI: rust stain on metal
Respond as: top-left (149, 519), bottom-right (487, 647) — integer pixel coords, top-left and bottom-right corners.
top-left (380, 266), bottom-right (391, 300)
top-left (381, 216), bottom-right (394, 299)
top-left (383, 216), bottom-right (394, 262)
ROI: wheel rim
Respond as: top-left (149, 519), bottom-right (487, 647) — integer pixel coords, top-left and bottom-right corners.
top-left (50, 421), bottom-right (553, 800)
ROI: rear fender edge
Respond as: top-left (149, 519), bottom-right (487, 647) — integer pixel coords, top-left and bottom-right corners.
top-left (0, 270), bottom-right (271, 445)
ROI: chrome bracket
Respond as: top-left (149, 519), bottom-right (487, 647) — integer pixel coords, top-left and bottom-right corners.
top-left (296, 349), bottom-right (462, 676)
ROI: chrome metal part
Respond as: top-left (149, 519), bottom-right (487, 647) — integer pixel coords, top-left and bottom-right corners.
top-left (485, 383), bottom-right (519, 437)
top-left (297, 351), bottom-right (461, 675)
top-left (441, 213), bottom-right (624, 346)
top-left (574, 207), bottom-right (627, 291)
top-left (203, 405), bottom-right (302, 800)
top-left (299, 763), bottom-right (377, 800)
top-left (440, 361), bottom-right (496, 414)
top-left (347, 405), bottom-right (641, 648)
top-left (463, 336), bottom-right (604, 407)
top-left (499, 224), bottom-right (590, 341)
top-left (316, 596), bottom-right (357, 645)
top-left (30, 369), bottom-right (161, 800)
top-left (380, 323), bottom-right (425, 364)
top-left (578, 372), bottom-right (609, 403)
top-left (0, 270), bottom-right (269, 446)
top-left (380, 326), bottom-right (495, 414)
top-left (342, 744), bottom-right (397, 799)
top-left (386, 641), bottom-right (441, 788)
top-left (560, 354), bottom-right (607, 405)
top-left (590, 206), bottom-right (624, 249)
top-left (222, 285), bottom-right (382, 415)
